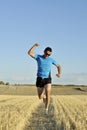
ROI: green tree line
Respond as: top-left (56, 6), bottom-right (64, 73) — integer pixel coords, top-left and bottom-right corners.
top-left (0, 81), bottom-right (10, 85)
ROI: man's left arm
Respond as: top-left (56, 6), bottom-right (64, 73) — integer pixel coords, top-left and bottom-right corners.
top-left (56, 64), bottom-right (61, 78)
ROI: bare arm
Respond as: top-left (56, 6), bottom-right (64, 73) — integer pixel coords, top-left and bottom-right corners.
top-left (56, 64), bottom-right (61, 78)
top-left (28, 43), bottom-right (40, 58)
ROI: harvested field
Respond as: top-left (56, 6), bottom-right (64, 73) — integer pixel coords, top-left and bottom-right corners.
top-left (0, 95), bottom-right (87, 130)
top-left (0, 95), bottom-right (41, 130)
top-left (0, 85), bottom-right (87, 95)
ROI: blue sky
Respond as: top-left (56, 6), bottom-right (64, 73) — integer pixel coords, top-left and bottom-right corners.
top-left (0, 0), bottom-right (87, 85)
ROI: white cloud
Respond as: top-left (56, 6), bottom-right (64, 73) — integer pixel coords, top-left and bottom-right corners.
top-left (1, 73), bottom-right (87, 85)
top-left (1, 76), bottom-right (36, 84)
top-left (53, 73), bottom-right (87, 85)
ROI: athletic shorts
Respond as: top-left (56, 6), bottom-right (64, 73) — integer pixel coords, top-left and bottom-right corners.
top-left (36, 77), bottom-right (51, 88)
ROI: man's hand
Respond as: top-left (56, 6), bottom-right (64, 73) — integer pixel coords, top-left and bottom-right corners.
top-left (35, 43), bottom-right (40, 47)
top-left (56, 73), bottom-right (61, 78)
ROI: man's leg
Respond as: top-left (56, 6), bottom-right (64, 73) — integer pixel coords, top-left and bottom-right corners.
top-left (37, 87), bottom-right (45, 99)
top-left (44, 84), bottom-right (51, 110)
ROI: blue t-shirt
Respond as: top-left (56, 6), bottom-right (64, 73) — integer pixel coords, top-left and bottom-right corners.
top-left (34, 54), bottom-right (58, 78)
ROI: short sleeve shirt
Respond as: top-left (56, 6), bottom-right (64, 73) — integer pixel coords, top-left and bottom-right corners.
top-left (34, 54), bottom-right (58, 78)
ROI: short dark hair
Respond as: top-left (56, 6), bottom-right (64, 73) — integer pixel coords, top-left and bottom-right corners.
top-left (44, 47), bottom-right (52, 52)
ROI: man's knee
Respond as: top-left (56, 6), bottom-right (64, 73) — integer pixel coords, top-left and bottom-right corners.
top-left (39, 95), bottom-right (42, 99)
top-left (38, 94), bottom-right (43, 99)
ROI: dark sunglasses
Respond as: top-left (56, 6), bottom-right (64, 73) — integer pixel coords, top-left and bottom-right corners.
top-left (45, 52), bottom-right (51, 56)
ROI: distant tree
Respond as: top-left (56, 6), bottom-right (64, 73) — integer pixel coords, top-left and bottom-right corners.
top-left (6, 82), bottom-right (10, 85)
top-left (0, 81), bottom-right (5, 85)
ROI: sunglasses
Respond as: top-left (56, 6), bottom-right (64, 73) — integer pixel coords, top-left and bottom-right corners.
top-left (45, 52), bottom-right (51, 56)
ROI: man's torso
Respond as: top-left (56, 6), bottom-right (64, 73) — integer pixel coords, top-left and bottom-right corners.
top-left (34, 55), bottom-right (58, 78)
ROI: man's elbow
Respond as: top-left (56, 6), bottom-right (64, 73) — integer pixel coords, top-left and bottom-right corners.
top-left (28, 50), bottom-right (31, 55)
top-left (28, 51), bottom-right (34, 57)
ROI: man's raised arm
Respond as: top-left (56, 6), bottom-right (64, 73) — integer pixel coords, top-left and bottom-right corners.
top-left (28, 43), bottom-right (40, 58)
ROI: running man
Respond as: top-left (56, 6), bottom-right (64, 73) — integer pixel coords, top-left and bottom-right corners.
top-left (28, 43), bottom-right (61, 114)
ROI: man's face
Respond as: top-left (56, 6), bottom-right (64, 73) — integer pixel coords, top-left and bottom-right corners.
top-left (44, 50), bottom-right (52, 57)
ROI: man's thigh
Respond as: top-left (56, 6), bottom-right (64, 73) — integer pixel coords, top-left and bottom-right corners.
top-left (44, 84), bottom-right (51, 92)
top-left (37, 87), bottom-right (45, 96)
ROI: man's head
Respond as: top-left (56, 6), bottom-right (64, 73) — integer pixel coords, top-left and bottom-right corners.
top-left (44, 47), bottom-right (52, 57)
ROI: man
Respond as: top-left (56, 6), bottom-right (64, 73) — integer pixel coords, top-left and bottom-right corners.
top-left (28, 43), bottom-right (61, 114)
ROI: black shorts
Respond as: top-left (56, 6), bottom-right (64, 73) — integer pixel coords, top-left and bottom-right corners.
top-left (36, 77), bottom-right (51, 88)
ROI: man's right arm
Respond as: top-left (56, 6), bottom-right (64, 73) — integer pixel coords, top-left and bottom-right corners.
top-left (28, 43), bottom-right (40, 58)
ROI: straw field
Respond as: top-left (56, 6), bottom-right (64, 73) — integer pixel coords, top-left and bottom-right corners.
top-left (0, 95), bottom-right (87, 130)
top-left (0, 95), bottom-right (41, 130)
top-left (53, 95), bottom-right (87, 130)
